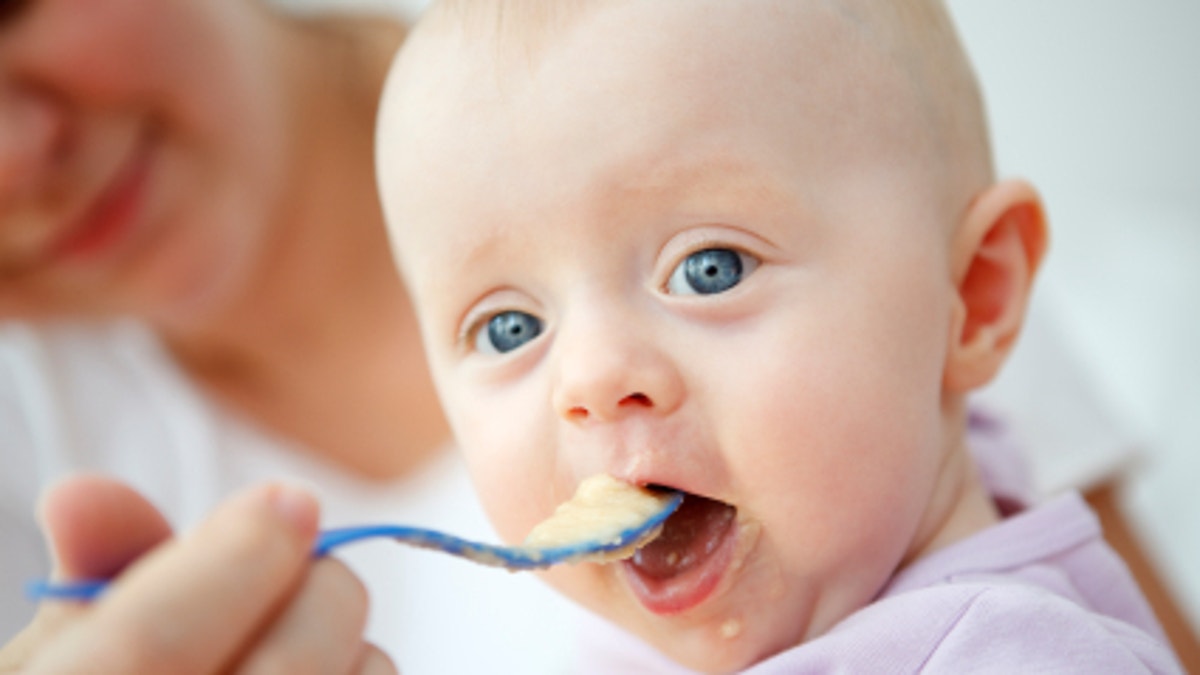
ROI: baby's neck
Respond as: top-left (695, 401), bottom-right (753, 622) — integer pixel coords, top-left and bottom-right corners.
top-left (898, 423), bottom-right (1001, 571)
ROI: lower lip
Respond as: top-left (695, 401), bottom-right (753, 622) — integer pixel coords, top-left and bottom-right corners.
top-left (620, 518), bottom-right (739, 615)
top-left (51, 144), bottom-right (152, 263)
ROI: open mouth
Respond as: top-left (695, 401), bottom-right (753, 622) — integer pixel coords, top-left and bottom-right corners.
top-left (621, 490), bottom-right (738, 614)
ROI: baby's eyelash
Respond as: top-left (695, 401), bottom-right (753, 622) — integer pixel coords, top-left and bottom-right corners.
top-left (457, 312), bottom-right (490, 351)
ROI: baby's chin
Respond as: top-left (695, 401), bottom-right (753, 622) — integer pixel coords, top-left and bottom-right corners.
top-left (630, 591), bottom-right (808, 675)
top-left (555, 494), bottom-right (808, 673)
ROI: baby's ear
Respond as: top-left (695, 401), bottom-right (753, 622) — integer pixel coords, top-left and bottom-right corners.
top-left (944, 179), bottom-right (1049, 392)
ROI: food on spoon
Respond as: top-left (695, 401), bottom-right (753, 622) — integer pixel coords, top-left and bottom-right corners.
top-left (522, 474), bottom-right (680, 564)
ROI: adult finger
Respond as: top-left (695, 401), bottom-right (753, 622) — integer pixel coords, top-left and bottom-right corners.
top-left (355, 644), bottom-right (399, 675)
top-left (235, 558), bottom-right (370, 675)
top-left (40, 474), bottom-right (175, 581)
top-left (25, 482), bottom-right (319, 675)
top-left (0, 476), bottom-right (174, 671)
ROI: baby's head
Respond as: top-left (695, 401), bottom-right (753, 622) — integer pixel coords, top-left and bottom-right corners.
top-left (378, 0), bottom-right (1047, 670)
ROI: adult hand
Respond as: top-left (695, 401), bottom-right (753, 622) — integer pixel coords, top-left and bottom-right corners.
top-left (0, 475), bottom-right (394, 674)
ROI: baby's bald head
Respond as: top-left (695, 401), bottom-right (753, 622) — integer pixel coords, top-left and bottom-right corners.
top-left (830, 0), bottom-right (995, 220)
top-left (400, 0), bottom-right (993, 231)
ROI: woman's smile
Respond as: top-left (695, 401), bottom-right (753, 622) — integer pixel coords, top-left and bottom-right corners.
top-left (49, 130), bottom-right (154, 267)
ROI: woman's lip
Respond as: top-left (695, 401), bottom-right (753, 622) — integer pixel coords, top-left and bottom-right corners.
top-left (619, 495), bottom-right (739, 615)
top-left (49, 140), bottom-right (152, 263)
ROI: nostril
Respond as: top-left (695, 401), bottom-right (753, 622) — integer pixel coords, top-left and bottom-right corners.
top-left (567, 406), bottom-right (590, 422)
top-left (620, 393), bottom-right (652, 408)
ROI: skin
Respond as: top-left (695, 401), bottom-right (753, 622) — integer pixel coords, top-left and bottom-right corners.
top-left (1, 0), bottom-right (444, 670)
top-left (0, 476), bottom-right (395, 674)
top-left (378, 1), bottom-right (1036, 671)
top-left (0, 0), bottom-right (446, 477)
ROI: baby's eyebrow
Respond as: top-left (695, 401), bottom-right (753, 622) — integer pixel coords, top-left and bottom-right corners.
top-left (597, 151), bottom-right (807, 223)
top-left (449, 230), bottom-right (509, 278)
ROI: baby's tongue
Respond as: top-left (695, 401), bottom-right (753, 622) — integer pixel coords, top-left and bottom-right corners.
top-left (629, 494), bottom-right (735, 579)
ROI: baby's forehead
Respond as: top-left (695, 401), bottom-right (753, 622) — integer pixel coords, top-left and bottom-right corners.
top-left (414, 0), bottom-right (944, 63)
top-left (390, 0), bottom-right (928, 137)
top-left (391, 0), bottom-right (972, 147)
top-left (415, 0), bottom-right (873, 69)
top-left (380, 0), bottom-right (990, 245)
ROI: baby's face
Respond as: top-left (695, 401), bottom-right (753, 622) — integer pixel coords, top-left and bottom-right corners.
top-left (382, 1), bottom-right (966, 670)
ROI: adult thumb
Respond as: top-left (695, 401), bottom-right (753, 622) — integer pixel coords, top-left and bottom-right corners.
top-left (0, 476), bottom-right (175, 671)
top-left (39, 474), bottom-right (174, 582)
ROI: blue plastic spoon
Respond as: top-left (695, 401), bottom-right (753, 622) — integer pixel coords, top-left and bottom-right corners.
top-left (27, 477), bottom-right (682, 602)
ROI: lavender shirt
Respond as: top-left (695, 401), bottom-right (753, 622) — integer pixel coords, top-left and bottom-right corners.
top-left (573, 415), bottom-right (1183, 673)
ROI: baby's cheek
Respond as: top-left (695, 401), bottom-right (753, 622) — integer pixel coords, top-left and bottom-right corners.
top-left (457, 444), bottom-right (536, 545)
top-left (453, 403), bottom-right (552, 544)
top-left (473, 473), bottom-right (535, 544)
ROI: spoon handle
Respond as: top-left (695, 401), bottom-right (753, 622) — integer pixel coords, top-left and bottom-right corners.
top-left (26, 491), bottom-right (683, 602)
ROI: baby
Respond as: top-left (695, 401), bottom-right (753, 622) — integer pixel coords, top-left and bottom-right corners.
top-left (376, 0), bottom-right (1182, 672)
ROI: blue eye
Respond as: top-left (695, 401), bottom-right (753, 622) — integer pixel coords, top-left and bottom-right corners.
top-left (666, 247), bottom-right (758, 296)
top-left (475, 310), bottom-right (543, 354)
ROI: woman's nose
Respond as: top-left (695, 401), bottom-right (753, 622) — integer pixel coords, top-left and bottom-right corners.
top-left (0, 83), bottom-right (65, 204)
top-left (550, 315), bottom-right (684, 425)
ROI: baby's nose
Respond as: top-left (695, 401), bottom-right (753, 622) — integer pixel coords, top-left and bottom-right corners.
top-left (550, 319), bottom-right (683, 425)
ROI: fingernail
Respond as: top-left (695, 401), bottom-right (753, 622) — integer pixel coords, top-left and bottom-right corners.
top-left (267, 483), bottom-right (319, 536)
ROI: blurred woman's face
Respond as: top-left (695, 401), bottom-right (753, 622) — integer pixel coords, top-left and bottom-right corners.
top-left (0, 0), bottom-right (290, 325)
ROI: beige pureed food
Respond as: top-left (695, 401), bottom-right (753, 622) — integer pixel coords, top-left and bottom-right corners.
top-left (522, 474), bottom-right (680, 564)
